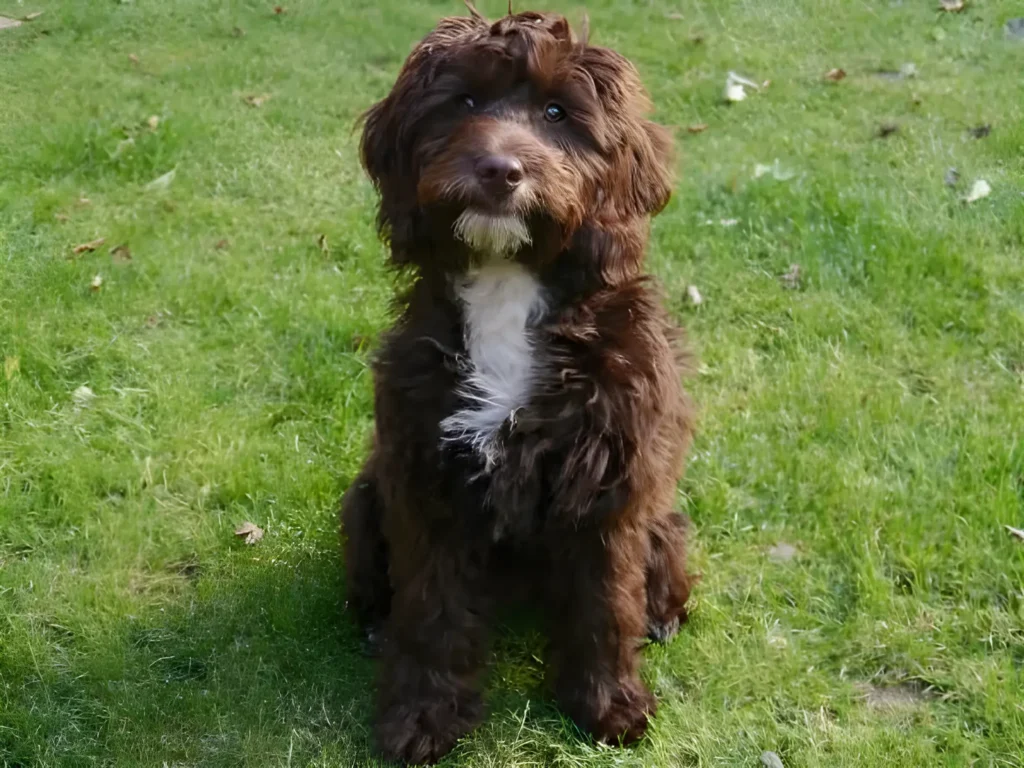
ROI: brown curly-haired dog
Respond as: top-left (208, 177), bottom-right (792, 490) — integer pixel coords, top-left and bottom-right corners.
top-left (341, 5), bottom-right (696, 763)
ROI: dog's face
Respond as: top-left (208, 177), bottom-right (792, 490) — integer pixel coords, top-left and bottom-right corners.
top-left (361, 9), bottom-right (672, 269)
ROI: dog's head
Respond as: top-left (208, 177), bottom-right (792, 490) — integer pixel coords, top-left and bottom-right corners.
top-left (361, 6), bottom-right (672, 275)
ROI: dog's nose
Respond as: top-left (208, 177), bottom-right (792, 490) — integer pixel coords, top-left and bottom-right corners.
top-left (475, 155), bottom-right (524, 197)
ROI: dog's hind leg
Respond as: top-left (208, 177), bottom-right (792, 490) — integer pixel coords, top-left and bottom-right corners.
top-left (644, 512), bottom-right (692, 644)
top-left (340, 455), bottom-right (392, 653)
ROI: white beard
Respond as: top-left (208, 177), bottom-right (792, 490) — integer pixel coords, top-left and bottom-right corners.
top-left (453, 210), bottom-right (532, 257)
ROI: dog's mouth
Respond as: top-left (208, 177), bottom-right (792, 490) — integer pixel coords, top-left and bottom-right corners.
top-left (452, 209), bottom-right (532, 257)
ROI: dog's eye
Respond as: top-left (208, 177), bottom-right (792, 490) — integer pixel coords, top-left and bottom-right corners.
top-left (544, 103), bottom-right (566, 122)
top-left (460, 94), bottom-right (476, 109)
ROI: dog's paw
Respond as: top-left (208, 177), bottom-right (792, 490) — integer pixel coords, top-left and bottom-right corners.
top-left (376, 695), bottom-right (481, 765)
top-left (646, 615), bottom-right (680, 644)
top-left (590, 680), bottom-right (657, 746)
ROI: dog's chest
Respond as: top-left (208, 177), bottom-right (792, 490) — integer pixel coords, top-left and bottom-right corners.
top-left (440, 263), bottom-right (546, 463)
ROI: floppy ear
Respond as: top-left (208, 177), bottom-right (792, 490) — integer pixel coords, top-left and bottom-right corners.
top-left (580, 46), bottom-right (675, 219)
top-left (619, 119), bottom-right (673, 217)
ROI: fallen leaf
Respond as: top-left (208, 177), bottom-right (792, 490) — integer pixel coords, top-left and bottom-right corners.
top-left (780, 263), bottom-right (801, 289)
top-left (875, 63), bottom-right (917, 81)
top-left (90, 274), bottom-right (103, 291)
top-left (1005, 525), bottom-right (1024, 541)
top-left (963, 179), bottom-right (991, 203)
top-left (316, 234), bottom-right (330, 255)
top-left (0, 16), bottom-right (23, 30)
top-left (938, 0), bottom-right (964, 11)
top-left (273, 5), bottom-right (286, 14)
top-left (234, 522), bottom-right (264, 545)
top-left (877, 122), bottom-right (899, 138)
top-left (72, 237), bottom-right (105, 255)
top-left (214, 238), bottom-right (230, 250)
top-left (244, 94), bottom-right (271, 108)
top-left (968, 123), bottom-right (990, 139)
top-left (768, 542), bottom-right (798, 561)
top-left (1006, 18), bottom-right (1024, 40)
top-left (144, 168), bottom-right (176, 191)
top-left (110, 244), bottom-right (132, 264)
top-left (686, 285), bottom-right (703, 306)
top-left (754, 159), bottom-right (795, 181)
top-left (112, 136), bottom-right (135, 158)
top-left (859, 683), bottom-right (929, 710)
top-left (724, 71), bottom-right (760, 103)
top-left (128, 53), bottom-right (140, 64)
top-left (22, 11), bottom-right (44, 21)
top-left (4, 356), bottom-right (19, 381)
top-left (824, 68), bottom-right (846, 81)
top-left (72, 385), bottom-right (96, 407)
top-left (760, 752), bottom-right (785, 768)
top-left (146, 115), bottom-right (160, 130)
top-left (231, 26), bottom-right (246, 37)
top-left (687, 123), bottom-right (708, 134)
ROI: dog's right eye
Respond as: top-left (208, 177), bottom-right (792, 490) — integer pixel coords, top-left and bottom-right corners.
top-left (460, 94), bottom-right (476, 109)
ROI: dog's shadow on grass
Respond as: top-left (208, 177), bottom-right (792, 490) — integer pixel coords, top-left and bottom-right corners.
top-left (112, 546), bottom-right (562, 765)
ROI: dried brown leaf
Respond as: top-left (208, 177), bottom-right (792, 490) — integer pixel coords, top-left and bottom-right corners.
top-left (780, 263), bottom-right (801, 289)
top-left (1005, 525), bottom-right (1024, 541)
top-left (244, 94), bottom-right (271, 108)
top-left (235, 521), bottom-right (264, 545)
top-left (110, 244), bottom-right (132, 264)
top-left (90, 274), bottom-right (103, 292)
top-left (687, 123), bottom-right (709, 134)
top-left (825, 68), bottom-right (846, 81)
top-left (22, 11), bottom-right (43, 21)
top-left (877, 122), bottom-right (899, 138)
top-left (273, 5), bottom-right (286, 14)
top-left (72, 237), bottom-right (105, 256)
top-left (128, 53), bottom-right (140, 64)
top-left (768, 542), bottom-right (798, 561)
top-left (4, 356), bottom-right (20, 381)
top-left (316, 234), bottom-right (330, 255)
top-left (214, 238), bottom-right (230, 250)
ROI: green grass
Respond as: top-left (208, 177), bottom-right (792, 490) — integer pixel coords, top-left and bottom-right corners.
top-left (2, 0), bottom-right (1023, 765)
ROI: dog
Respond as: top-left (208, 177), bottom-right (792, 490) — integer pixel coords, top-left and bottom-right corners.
top-left (341, 5), bottom-right (695, 763)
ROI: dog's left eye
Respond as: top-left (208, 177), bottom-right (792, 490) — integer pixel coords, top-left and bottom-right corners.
top-left (544, 103), bottom-right (566, 122)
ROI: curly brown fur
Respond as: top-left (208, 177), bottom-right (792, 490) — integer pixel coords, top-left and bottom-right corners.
top-left (340, 8), bottom-right (696, 764)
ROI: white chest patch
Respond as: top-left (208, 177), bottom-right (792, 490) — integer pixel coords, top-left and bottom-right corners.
top-left (440, 261), bottom-right (546, 466)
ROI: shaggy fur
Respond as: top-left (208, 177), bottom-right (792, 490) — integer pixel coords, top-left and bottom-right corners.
top-left (341, 7), bottom-right (696, 764)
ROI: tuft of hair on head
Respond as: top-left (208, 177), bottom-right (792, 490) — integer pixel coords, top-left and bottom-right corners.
top-left (508, 0), bottom-right (513, 16)
top-left (578, 12), bottom-right (590, 45)
top-left (464, 0), bottom-right (486, 21)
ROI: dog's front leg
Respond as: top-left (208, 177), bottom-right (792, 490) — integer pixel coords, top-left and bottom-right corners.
top-left (545, 519), bottom-right (655, 745)
top-left (374, 522), bottom-right (489, 765)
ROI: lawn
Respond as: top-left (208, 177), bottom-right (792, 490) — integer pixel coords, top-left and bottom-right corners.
top-left (1, 0), bottom-right (1023, 765)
